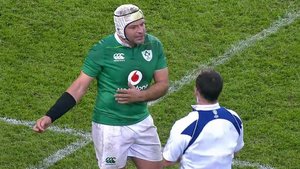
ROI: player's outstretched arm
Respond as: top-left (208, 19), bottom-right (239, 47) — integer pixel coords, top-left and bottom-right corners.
top-left (32, 71), bottom-right (94, 133)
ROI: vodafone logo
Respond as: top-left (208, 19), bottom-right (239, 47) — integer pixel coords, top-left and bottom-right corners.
top-left (128, 70), bottom-right (142, 85)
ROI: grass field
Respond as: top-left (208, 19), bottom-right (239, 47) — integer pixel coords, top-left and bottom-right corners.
top-left (1, 0), bottom-right (300, 169)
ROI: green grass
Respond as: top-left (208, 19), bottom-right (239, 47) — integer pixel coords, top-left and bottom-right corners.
top-left (1, 0), bottom-right (300, 168)
top-left (0, 121), bottom-right (80, 169)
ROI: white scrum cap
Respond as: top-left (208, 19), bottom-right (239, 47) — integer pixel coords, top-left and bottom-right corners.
top-left (114, 4), bottom-right (144, 39)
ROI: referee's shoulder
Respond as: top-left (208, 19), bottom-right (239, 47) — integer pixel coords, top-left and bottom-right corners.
top-left (175, 111), bottom-right (198, 125)
top-left (226, 108), bottom-right (242, 120)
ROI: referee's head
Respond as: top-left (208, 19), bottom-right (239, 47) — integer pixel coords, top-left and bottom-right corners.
top-left (196, 69), bottom-right (223, 103)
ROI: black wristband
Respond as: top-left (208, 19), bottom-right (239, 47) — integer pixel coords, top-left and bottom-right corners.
top-left (46, 92), bottom-right (76, 122)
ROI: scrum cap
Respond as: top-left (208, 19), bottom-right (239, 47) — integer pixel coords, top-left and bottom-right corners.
top-left (114, 4), bottom-right (144, 40)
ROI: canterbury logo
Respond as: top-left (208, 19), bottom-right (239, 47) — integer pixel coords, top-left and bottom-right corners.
top-left (113, 53), bottom-right (125, 62)
top-left (105, 157), bottom-right (116, 164)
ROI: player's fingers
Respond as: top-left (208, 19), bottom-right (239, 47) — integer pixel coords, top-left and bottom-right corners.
top-left (115, 96), bottom-right (128, 102)
top-left (36, 118), bottom-right (47, 131)
top-left (115, 93), bottom-right (129, 99)
top-left (116, 88), bottom-right (129, 94)
top-left (117, 100), bottom-right (129, 104)
top-left (128, 82), bottom-right (135, 89)
top-left (32, 124), bottom-right (39, 131)
top-left (32, 123), bottom-right (43, 133)
top-left (40, 117), bottom-right (52, 130)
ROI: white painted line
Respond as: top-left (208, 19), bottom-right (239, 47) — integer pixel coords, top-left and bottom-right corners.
top-left (0, 117), bottom-right (36, 127)
top-left (233, 159), bottom-right (275, 169)
top-left (0, 117), bottom-right (91, 138)
top-left (47, 125), bottom-right (91, 138)
top-left (0, 117), bottom-right (92, 169)
top-left (27, 138), bottom-right (91, 169)
top-left (149, 10), bottom-right (300, 106)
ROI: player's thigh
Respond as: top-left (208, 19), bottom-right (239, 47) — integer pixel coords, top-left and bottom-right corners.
top-left (128, 115), bottom-right (162, 161)
top-left (92, 122), bottom-right (135, 169)
top-left (132, 157), bottom-right (162, 169)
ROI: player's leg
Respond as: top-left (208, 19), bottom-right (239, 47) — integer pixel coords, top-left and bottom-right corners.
top-left (132, 157), bottom-right (162, 169)
top-left (92, 122), bottom-right (135, 169)
top-left (127, 115), bottom-right (163, 169)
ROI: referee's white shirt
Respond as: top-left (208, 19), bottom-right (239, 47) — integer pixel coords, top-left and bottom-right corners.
top-left (163, 103), bottom-right (244, 169)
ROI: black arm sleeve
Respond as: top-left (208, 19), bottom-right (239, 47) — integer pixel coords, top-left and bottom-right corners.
top-left (46, 92), bottom-right (76, 122)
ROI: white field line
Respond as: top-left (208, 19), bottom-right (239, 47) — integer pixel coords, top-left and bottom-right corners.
top-left (149, 10), bottom-right (300, 106)
top-left (1, 10), bottom-right (299, 169)
top-left (233, 160), bottom-right (275, 169)
top-left (0, 117), bottom-right (91, 138)
top-left (0, 117), bottom-right (92, 169)
top-left (28, 138), bottom-right (91, 169)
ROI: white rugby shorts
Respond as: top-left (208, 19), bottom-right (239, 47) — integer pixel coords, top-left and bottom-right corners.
top-left (92, 115), bottom-right (162, 169)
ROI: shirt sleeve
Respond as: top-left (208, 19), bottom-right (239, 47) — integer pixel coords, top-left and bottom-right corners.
top-left (229, 110), bottom-right (244, 152)
top-left (155, 39), bottom-right (167, 70)
top-left (234, 123), bottom-right (244, 152)
top-left (81, 44), bottom-right (103, 77)
top-left (163, 121), bottom-right (191, 162)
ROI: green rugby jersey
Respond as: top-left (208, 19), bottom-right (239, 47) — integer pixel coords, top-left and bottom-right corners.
top-left (82, 33), bottom-right (167, 126)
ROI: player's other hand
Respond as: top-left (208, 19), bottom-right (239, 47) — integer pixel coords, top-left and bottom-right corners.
top-left (32, 116), bottom-right (52, 133)
top-left (115, 82), bottom-right (143, 104)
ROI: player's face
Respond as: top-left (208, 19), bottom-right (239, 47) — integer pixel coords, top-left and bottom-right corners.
top-left (125, 19), bottom-right (146, 45)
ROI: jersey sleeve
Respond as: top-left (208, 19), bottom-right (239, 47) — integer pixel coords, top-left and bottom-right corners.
top-left (235, 125), bottom-right (244, 152)
top-left (81, 44), bottom-right (103, 78)
top-left (163, 121), bottom-right (190, 162)
top-left (155, 39), bottom-right (167, 70)
top-left (228, 109), bottom-right (244, 152)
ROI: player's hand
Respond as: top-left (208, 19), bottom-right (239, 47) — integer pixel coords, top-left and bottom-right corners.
top-left (115, 82), bottom-right (144, 104)
top-left (32, 116), bottom-right (52, 133)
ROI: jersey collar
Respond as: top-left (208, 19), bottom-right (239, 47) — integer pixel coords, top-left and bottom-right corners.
top-left (191, 103), bottom-right (220, 111)
top-left (114, 32), bottom-right (131, 47)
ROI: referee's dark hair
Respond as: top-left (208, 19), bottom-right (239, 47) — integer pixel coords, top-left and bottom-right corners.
top-left (196, 69), bottom-right (223, 102)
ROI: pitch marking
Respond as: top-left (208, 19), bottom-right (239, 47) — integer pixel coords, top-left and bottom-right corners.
top-left (149, 10), bottom-right (300, 106)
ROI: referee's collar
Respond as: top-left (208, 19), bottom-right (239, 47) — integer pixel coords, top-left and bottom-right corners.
top-left (191, 103), bottom-right (220, 111)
